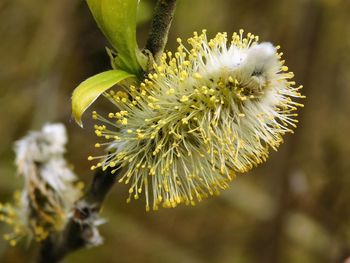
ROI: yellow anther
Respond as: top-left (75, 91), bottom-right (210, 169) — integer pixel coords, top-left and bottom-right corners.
top-left (182, 118), bottom-right (188, 124)
top-left (121, 118), bottom-right (128, 125)
top-left (193, 72), bottom-right (202, 79)
top-left (180, 95), bottom-right (189, 102)
top-left (167, 88), bottom-right (175, 95)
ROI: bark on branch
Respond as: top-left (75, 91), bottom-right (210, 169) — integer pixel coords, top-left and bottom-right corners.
top-left (35, 168), bottom-right (117, 263)
top-left (145, 0), bottom-right (177, 62)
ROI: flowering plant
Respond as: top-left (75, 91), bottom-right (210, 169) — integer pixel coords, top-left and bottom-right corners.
top-left (1, 0), bottom-right (303, 262)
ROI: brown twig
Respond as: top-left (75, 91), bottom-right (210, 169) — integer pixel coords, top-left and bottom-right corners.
top-left (145, 0), bottom-right (177, 62)
top-left (35, 167), bottom-right (117, 263)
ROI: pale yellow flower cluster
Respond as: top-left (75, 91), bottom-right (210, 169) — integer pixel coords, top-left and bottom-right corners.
top-left (90, 30), bottom-right (304, 211)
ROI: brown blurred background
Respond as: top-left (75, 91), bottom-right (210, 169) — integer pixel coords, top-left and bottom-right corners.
top-left (1, 0), bottom-right (350, 262)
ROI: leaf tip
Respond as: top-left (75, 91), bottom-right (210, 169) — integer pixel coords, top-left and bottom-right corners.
top-left (72, 111), bottom-right (84, 128)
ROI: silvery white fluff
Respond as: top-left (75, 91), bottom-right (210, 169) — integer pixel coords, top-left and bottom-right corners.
top-left (15, 123), bottom-right (67, 162)
top-left (15, 123), bottom-right (78, 199)
top-left (0, 123), bottom-right (82, 244)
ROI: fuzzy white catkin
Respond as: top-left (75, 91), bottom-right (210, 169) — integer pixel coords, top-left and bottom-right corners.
top-left (91, 30), bottom-right (304, 211)
top-left (0, 123), bottom-right (82, 245)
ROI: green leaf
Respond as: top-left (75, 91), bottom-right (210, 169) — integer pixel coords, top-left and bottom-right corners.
top-left (72, 70), bottom-right (134, 127)
top-left (86, 0), bottom-right (146, 75)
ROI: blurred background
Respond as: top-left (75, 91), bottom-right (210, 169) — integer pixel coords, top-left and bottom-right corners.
top-left (1, 0), bottom-right (350, 262)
